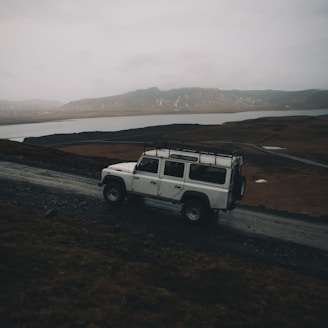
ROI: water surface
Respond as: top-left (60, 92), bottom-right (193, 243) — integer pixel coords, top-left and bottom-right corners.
top-left (1, 109), bottom-right (327, 141)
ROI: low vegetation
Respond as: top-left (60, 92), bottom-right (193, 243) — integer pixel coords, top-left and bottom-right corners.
top-left (1, 203), bottom-right (327, 327)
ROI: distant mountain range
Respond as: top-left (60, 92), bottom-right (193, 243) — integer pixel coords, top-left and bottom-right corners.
top-left (61, 88), bottom-right (328, 114)
top-left (1, 88), bottom-right (328, 123)
top-left (0, 99), bottom-right (63, 111)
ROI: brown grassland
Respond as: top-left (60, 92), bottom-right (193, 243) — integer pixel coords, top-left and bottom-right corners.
top-left (0, 115), bottom-right (327, 327)
top-left (1, 203), bottom-right (328, 328)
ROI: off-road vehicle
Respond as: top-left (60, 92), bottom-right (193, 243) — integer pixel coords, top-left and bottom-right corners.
top-left (98, 144), bottom-right (246, 224)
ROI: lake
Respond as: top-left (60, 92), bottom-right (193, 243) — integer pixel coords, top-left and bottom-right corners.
top-left (1, 108), bottom-right (327, 141)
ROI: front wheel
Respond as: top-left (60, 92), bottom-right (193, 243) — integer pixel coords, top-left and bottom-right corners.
top-left (182, 199), bottom-right (208, 225)
top-left (103, 181), bottom-right (125, 205)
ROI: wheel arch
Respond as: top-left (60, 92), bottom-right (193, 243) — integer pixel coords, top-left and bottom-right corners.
top-left (181, 191), bottom-right (210, 208)
top-left (103, 175), bottom-right (126, 193)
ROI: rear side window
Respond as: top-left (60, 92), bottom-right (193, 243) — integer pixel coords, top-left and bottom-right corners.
top-left (164, 160), bottom-right (185, 178)
top-left (189, 164), bottom-right (226, 184)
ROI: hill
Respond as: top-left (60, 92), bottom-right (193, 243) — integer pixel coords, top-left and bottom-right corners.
top-left (1, 201), bottom-right (327, 327)
top-left (62, 87), bottom-right (328, 116)
top-left (0, 99), bottom-right (63, 124)
top-left (0, 99), bottom-right (62, 112)
top-left (1, 88), bottom-right (328, 124)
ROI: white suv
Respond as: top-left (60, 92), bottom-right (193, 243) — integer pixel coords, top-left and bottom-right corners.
top-left (99, 145), bottom-right (246, 224)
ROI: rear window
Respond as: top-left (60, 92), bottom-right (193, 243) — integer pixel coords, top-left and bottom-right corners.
top-left (164, 160), bottom-right (185, 178)
top-left (189, 164), bottom-right (226, 184)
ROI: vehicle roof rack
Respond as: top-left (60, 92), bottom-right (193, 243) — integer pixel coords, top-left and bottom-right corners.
top-left (144, 142), bottom-right (243, 158)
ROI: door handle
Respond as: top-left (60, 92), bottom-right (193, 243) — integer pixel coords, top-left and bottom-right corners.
top-left (175, 185), bottom-right (182, 189)
top-left (150, 181), bottom-right (157, 184)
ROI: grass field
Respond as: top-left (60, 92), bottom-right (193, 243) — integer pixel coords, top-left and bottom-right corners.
top-left (1, 203), bottom-right (328, 327)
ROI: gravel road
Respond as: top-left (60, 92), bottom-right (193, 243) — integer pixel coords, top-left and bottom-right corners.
top-left (1, 160), bottom-right (327, 278)
top-left (216, 141), bottom-right (328, 169)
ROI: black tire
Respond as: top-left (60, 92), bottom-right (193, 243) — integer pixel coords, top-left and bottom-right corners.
top-left (233, 175), bottom-right (246, 201)
top-left (182, 199), bottom-right (208, 224)
top-left (103, 181), bottom-right (125, 205)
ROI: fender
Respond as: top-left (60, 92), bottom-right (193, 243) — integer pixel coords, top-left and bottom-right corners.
top-left (102, 175), bottom-right (126, 193)
top-left (181, 191), bottom-right (210, 208)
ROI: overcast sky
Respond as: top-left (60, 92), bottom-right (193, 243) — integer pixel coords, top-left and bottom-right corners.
top-left (1, 0), bottom-right (327, 102)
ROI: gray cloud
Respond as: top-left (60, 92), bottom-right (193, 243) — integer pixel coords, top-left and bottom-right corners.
top-left (0, 0), bottom-right (327, 102)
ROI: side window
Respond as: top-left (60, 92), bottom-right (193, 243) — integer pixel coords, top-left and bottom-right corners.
top-left (164, 160), bottom-right (185, 178)
top-left (136, 157), bottom-right (159, 174)
top-left (189, 164), bottom-right (226, 184)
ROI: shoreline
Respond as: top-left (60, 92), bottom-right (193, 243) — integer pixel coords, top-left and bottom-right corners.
top-left (1, 107), bottom-right (327, 126)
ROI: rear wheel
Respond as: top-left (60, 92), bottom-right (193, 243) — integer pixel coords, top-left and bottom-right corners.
top-left (233, 175), bottom-right (246, 201)
top-left (182, 199), bottom-right (208, 225)
top-left (103, 181), bottom-right (125, 205)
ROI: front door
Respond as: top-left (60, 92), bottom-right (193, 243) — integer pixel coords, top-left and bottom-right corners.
top-left (132, 157), bottom-right (159, 197)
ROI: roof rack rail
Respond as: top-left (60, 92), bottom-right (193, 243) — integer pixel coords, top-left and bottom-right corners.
top-left (147, 142), bottom-right (242, 158)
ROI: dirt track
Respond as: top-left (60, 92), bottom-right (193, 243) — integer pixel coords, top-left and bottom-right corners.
top-left (1, 160), bottom-right (327, 279)
top-left (0, 160), bottom-right (327, 251)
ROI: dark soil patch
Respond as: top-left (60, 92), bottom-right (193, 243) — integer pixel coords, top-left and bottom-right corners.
top-left (1, 199), bottom-right (328, 328)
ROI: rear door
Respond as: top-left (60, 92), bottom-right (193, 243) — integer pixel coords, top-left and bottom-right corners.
top-left (159, 160), bottom-right (185, 200)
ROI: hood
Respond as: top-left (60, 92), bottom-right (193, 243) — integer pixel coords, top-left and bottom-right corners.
top-left (108, 162), bottom-right (136, 173)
